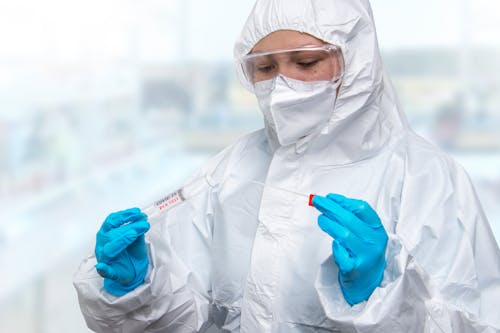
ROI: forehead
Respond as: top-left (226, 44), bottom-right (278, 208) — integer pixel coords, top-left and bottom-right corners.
top-left (251, 30), bottom-right (326, 53)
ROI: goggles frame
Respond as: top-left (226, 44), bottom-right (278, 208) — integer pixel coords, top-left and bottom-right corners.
top-left (237, 44), bottom-right (344, 91)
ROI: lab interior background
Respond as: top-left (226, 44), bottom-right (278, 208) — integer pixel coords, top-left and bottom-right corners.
top-left (1, 0), bottom-right (499, 332)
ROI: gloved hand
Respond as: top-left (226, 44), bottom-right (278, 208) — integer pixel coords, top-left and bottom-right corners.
top-left (95, 208), bottom-right (150, 296)
top-left (312, 193), bottom-right (388, 305)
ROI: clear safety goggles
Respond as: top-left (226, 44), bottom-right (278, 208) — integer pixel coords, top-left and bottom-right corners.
top-left (238, 44), bottom-right (344, 90)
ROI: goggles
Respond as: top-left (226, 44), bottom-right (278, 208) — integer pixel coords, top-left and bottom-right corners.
top-left (238, 44), bottom-right (344, 91)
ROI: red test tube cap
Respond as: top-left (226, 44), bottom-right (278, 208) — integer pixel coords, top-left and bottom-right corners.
top-left (308, 194), bottom-right (316, 207)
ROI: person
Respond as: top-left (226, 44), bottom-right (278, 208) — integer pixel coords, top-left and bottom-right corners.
top-left (74, 0), bottom-right (500, 332)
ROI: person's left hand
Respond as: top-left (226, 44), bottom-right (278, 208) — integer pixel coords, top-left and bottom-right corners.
top-left (312, 193), bottom-right (388, 305)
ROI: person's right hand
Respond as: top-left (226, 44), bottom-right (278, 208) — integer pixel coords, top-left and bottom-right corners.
top-left (95, 208), bottom-right (150, 296)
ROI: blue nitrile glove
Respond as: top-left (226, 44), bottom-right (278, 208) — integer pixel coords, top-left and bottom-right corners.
top-left (95, 208), bottom-right (150, 296)
top-left (312, 194), bottom-right (388, 305)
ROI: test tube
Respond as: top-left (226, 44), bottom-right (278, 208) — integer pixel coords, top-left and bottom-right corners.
top-left (142, 173), bottom-right (215, 219)
top-left (227, 176), bottom-right (316, 206)
top-left (143, 174), bottom-right (316, 220)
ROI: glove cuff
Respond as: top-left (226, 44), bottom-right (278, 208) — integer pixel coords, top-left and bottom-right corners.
top-left (338, 260), bottom-right (386, 306)
top-left (103, 257), bottom-right (149, 296)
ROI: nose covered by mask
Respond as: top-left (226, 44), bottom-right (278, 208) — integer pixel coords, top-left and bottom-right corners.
top-left (254, 75), bottom-right (340, 147)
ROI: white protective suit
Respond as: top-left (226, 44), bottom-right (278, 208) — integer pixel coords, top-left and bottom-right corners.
top-left (74, 0), bottom-right (500, 332)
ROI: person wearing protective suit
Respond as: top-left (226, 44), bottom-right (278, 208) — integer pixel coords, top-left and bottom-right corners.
top-left (74, 0), bottom-right (500, 332)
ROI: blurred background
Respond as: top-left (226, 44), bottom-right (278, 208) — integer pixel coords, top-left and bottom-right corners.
top-left (0, 0), bottom-right (499, 332)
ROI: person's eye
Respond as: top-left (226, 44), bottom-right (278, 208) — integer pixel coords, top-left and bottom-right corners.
top-left (256, 64), bottom-right (276, 73)
top-left (297, 59), bottom-right (320, 68)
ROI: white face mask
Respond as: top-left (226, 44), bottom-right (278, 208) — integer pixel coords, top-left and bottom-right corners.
top-left (254, 75), bottom-right (340, 147)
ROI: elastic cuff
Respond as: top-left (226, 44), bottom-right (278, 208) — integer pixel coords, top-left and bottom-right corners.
top-left (103, 275), bottom-right (146, 296)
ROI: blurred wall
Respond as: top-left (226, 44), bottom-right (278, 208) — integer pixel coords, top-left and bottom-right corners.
top-left (0, 0), bottom-right (499, 332)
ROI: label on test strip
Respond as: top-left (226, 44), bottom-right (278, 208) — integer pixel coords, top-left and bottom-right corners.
top-left (153, 189), bottom-right (186, 212)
